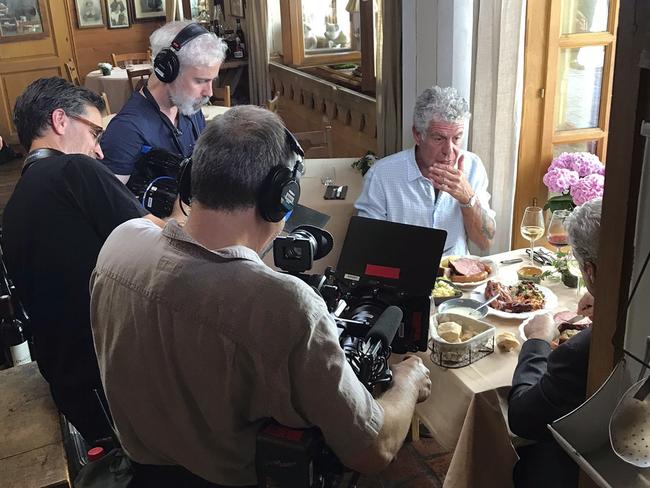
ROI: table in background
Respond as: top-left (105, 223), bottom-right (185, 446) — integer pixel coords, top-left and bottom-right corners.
top-left (413, 248), bottom-right (581, 488)
top-left (0, 362), bottom-right (69, 488)
top-left (101, 104), bottom-right (230, 129)
top-left (85, 64), bottom-right (151, 114)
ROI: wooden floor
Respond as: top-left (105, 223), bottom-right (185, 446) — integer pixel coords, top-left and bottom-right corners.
top-left (0, 157), bottom-right (22, 219)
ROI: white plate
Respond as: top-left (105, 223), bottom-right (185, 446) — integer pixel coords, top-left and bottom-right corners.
top-left (444, 257), bottom-right (499, 290)
top-left (471, 282), bottom-right (558, 320)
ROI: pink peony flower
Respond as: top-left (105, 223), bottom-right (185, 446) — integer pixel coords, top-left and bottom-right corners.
top-left (570, 174), bottom-right (604, 206)
top-left (543, 168), bottom-right (580, 193)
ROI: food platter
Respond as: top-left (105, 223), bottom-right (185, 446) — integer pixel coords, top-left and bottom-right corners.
top-left (441, 256), bottom-right (499, 289)
top-left (471, 282), bottom-right (558, 320)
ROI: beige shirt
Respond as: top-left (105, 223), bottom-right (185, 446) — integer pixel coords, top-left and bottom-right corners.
top-left (90, 219), bottom-right (384, 485)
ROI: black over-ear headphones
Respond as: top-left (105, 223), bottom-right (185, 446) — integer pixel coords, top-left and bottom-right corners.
top-left (153, 23), bottom-right (209, 84)
top-left (176, 127), bottom-right (305, 222)
top-left (258, 128), bottom-right (305, 223)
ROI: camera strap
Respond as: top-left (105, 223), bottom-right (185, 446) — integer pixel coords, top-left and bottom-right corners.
top-left (22, 148), bottom-right (65, 175)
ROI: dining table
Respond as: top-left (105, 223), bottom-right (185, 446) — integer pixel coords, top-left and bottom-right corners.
top-left (407, 249), bottom-right (583, 488)
top-left (84, 64), bottom-right (152, 114)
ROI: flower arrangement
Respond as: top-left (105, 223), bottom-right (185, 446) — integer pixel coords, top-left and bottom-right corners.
top-left (543, 152), bottom-right (605, 212)
top-left (351, 151), bottom-right (377, 176)
top-left (98, 62), bottom-right (113, 76)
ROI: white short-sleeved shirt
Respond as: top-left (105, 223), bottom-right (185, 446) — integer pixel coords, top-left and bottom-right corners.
top-left (354, 147), bottom-right (495, 256)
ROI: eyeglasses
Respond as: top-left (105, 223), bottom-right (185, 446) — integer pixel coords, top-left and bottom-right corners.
top-left (68, 114), bottom-right (104, 144)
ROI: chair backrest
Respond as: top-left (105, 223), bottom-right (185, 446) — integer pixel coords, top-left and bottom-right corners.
top-left (65, 61), bottom-right (80, 86)
top-left (211, 85), bottom-right (231, 107)
top-left (293, 123), bottom-right (334, 158)
top-left (266, 91), bottom-right (280, 114)
top-left (111, 51), bottom-right (151, 68)
top-left (99, 92), bottom-right (112, 116)
top-left (127, 67), bottom-right (151, 92)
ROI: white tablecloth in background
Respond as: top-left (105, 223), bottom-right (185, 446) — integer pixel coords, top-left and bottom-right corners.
top-left (85, 64), bottom-right (151, 113)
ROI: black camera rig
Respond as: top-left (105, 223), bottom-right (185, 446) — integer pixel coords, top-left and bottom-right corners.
top-left (257, 216), bottom-right (447, 487)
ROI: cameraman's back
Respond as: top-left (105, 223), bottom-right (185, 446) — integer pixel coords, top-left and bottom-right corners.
top-left (89, 106), bottom-right (413, 487)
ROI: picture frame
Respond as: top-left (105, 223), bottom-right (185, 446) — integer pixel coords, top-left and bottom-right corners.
top-left (229, 0), bottom-right (244, 18)
top-left (75, 0), bottom-right (105, 28)
top-left (133, 0), bottom-right (166, 20)
top-left (0, 0), bottom-right (49, 43)
top-left (106, 0), bottom-right (130, 28)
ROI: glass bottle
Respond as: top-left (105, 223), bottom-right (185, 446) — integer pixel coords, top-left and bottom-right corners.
top-left (0, 295), bottom-right (31, 367)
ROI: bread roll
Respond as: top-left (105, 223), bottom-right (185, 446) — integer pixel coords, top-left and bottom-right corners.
top-left (460, 330), bottom-right (475, 342)
top-left (438, 321), bottom-right (462, 342)
top-left (497, 332), bottom-right (519, 352)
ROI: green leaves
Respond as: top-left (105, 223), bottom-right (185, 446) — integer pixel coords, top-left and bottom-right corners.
top-left (543, 194), bottom-right (575, 212)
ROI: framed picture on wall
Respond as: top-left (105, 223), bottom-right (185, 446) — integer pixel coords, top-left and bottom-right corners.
top-left (75, 0), bottom-right (105, 28)
top-left (229, 0), bottom-right (244, 18)
top-left (0, 0), bottom-right (49, 43)
top-left (133, 0), bottom-right (166, 20)
top-left (106, 0), bottom-right (130, 28)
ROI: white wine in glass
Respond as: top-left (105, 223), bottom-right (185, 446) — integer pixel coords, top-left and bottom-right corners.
top-left (521, 206), bottom-right (545, 265)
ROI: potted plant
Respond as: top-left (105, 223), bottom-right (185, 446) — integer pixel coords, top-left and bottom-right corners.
top-left (542, 152), bottom-right (605, 212)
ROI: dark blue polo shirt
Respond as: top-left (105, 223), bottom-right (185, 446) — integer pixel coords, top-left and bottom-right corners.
top-left (100, 90), bottom-right (206, 176)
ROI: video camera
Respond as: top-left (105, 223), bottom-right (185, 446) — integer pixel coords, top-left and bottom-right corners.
top-left (257, 216), bottom-right (447, 487)
top-left (125, 149), bottom-right (190, 218)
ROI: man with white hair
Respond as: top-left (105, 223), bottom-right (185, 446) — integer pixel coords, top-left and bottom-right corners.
top-left (508, 198), bottom-right (601, 487)
top-left (354, 86), bottom-right (496, 255)
top-left (100, 21), bottom-right (226, 183)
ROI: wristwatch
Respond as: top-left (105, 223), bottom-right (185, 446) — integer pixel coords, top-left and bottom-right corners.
top-left (460, 194), bottom-right (477, 208)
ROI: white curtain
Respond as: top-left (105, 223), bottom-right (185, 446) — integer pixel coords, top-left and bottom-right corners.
top-left (247, 0), bottom-right (270, 105)
top-left (469, 0), bottom-right (526, 254)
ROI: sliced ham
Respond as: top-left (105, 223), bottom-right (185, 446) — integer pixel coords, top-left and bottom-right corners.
top-left (450, 258), bottom-right (487, 276)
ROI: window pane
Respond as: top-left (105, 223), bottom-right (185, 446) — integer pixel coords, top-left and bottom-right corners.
top-left (560, 0), bottom-right (609, 34)
top-left (554, 46), bottom-right (604, 131)
top-left (553, 141), bottom-right (598, 159)
top-left (302, 0), bottom-right (354, 55)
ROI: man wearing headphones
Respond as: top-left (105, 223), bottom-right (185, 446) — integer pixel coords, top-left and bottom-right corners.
top-left (90, 106), bottom-right (431, 487)
top-left (2, 78), bottom-right (163, 443)
top-left (100, 21), bottom-right (226, 184)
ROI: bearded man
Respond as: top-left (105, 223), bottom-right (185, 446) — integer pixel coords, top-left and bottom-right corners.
top-left (100, 21), bottom-right (226, 183)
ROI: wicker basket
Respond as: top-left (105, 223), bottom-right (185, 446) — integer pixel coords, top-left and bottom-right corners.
top-left (429, 312), bottom-right (495, 368)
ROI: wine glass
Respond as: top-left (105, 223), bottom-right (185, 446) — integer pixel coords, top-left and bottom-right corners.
top-left (547, 209), bottom-right (571, 253)
top-left (520, 206), bottom-right (545, 265)
top-left (320, 166), bottom-right (336, 188)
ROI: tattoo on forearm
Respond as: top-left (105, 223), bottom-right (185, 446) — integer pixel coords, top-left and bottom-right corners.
top-left (480, 208), bottom-right (496, 239)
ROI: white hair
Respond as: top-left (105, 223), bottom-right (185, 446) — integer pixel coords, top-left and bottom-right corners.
top-left (566, 198), bottom-right (602, 266)
top-left (150, 21), bottom-right (227, 70)
top-left (413, 86), bottom-right (471, 137)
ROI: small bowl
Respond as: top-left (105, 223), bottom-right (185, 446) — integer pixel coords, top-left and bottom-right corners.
top-left (432, 278), bottom-right (463, 305)
top-left (517, 265), bottom-right (543, 284)
top-left (436, 298), bottom-right (489, 319)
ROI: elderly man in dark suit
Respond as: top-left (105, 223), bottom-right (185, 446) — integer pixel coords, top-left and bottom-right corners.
top-left (508, 198), bottom-right (601, 488)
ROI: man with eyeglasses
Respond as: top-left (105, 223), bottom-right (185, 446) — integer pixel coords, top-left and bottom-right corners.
top-left (354, 86), bottom-right (496, 255)
top-left (2, 77), bottom-right (163, 443)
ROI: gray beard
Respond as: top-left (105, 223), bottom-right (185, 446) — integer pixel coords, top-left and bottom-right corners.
top-left (169, 91), bottom-right (209, 116)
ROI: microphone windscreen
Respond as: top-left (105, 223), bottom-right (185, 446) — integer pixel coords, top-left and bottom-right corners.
top-left (366, 306), bottom-right (403, 348)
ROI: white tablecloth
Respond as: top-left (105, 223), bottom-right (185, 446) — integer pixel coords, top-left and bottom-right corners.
top-left (85, 64), bottom-right (151, 113)
top-left (411, 249), bottom-right (583, 488)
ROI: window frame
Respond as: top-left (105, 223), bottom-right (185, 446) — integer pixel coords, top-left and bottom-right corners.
top-left (513, 0), bottom-right (620, 250)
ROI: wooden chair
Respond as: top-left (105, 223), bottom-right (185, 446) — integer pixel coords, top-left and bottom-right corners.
top-left (266, 91), bottom-right (280, 114)
top-left (127, 67), bottom-right (151, 92)
top-left (293, 123), bottom-right (334, 158)
top-left (211, 85), bottom-right (231, 107)
top-left (99, 92), bottom-right (112, 116)
top-left (65, 61), bottom-right (80, 86)
top-left (111, 51), bottom-right (151, 68)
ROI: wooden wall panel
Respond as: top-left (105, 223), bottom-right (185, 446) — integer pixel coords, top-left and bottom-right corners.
top-left (0, 0), bottom-right (74, 145)
top-left (65, 0), bottom-right (161, 83)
